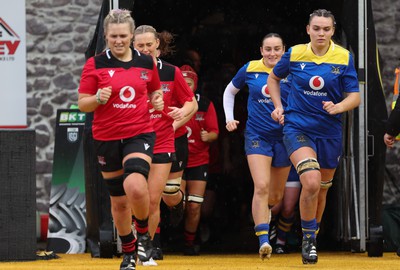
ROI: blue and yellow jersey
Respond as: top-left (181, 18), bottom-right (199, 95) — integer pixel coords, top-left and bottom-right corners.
top-left (231, 58), bottom-right (290, 137)
top-left (273, 42), bottom-right (359, 138)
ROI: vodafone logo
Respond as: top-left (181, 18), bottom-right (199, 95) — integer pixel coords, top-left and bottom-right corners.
top-left (113, 86), bottom-right (137, 109)
top-left (261, 84), bottom-right (270, 98)
top-left (309, 76), bottom-right (324, 90)
top-left (0, 18), bottom-right (20, 61)
top-left (186, 126), bottom-right (195, 143)
top-left (186, 126), bottom-right (192, 138)
top-left (119, 86), bottom-right (135, 102)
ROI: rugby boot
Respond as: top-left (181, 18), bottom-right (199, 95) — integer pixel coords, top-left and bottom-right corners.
top-left (136, 232), bottom-right (153, 262)
top-left (120, 253), bottom-right (136, 270)
top-left (301, 237), bottom-right (318, 264)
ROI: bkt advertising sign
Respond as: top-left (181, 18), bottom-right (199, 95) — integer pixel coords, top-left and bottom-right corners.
top-left (0, 0), bottom-right (26, 127)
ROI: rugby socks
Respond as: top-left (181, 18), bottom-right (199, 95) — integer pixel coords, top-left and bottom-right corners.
top-left (184, 230), bottom-right (196, 247)
top-left (120, 231), bottom-right (136, 254)
top-left (301, 218), bottom-right (317, 239)
top-left (153, 224), bottom-right (161, 248)
top-left (276, 215), bottom-right (294, 245)
top-left (255, 223), bottom-right (270, 246)
top-left (134, 217), bottom-right (149, 235)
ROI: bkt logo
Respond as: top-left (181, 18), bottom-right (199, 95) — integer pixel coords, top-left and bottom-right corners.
top-left (0, 18), bottom-right (20, 57)
top-left (60, 112), bottom-right (86, 123)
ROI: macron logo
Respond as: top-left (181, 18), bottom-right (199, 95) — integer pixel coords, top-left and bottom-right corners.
top-left (144, 143), bottom-right (150, 150)
top-left (108, 70), bottom-right (115, 77)
top-left (300, 63), bottom-right (306, 70)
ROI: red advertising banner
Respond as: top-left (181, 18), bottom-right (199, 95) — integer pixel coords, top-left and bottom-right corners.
top-left (0, 0), bottom-right (27, 128)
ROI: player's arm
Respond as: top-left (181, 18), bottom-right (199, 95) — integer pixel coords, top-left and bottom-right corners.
top-left (223, 81), bottom-right (240, 131)
top-left (267, 70), bottom-right (284, 123)
top-left (322, 92), bottom-right (360, 115)
top-left (78, 86), bottom-right (112, 112)
top-left (172, 96), bottom-right (198, 131)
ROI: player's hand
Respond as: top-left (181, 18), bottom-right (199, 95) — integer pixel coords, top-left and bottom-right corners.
top-left (271, 107), bottom-right (284, 125)
top-left (167, 106), bottom-right (185, 121)
top-left (97, 86), bottom-right (112, 104)
top-left (200, 128), bottom-right (208, 142)
top-left (384, 133), bottom-right (396, 148)
top-left (322, 101), bottom-right (342, 115)
top-left (226, 120), bottom-right (240, 132)
top-left (151, 92), bottom-right (164, 111)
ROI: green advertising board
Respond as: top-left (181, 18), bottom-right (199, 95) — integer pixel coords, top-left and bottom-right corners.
top-left (46, 109), bottom-right (87, 253)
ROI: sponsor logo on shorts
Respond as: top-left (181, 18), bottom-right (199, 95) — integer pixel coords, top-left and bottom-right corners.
top-left (144, 143), bottom-right (150, 150)
top-left (251, 140), bottom-right (260, 148)
top-left (296, 135), bottom-right (306, 143)
top-left (98, 156), bottom-right (106, 166)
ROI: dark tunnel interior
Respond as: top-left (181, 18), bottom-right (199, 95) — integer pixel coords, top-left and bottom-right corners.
top-left (127, 0), bottom-right (357, 253)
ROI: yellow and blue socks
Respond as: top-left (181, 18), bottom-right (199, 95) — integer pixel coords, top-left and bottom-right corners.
top-left (301, 218), bottom-right (317, 239)
top-left (276, 215), bottom-right (294, 245)
top-left (255, 223), bottom-right (270, 247)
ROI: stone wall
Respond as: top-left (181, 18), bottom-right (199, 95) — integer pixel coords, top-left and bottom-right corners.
top-left (27, 0), bottom-right (400, 212)
top-left (372, 0), bottom-right (400, 204)
top-left (27, 0), bottom-right (102, 212)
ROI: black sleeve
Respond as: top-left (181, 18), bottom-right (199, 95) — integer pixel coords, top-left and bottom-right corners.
top-left (386, 95), bottom-right (400, 136)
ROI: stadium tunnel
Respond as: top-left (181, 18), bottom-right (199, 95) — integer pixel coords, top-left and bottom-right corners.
top-left (85, 0), bottom-right (386, 256)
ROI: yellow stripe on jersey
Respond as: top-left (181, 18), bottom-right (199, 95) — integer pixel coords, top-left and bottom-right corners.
top-left (247, 59), bottom-right (273, 73)
top-left (290, 42), bottom-right (350, 65)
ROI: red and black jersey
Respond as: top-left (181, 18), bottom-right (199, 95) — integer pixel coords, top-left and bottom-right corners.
top-left (79, 48), bottom-right (161, 141)
top-left (186, 94), bottom-right (219, 167)
top-left (150, 59), bottom-right (194, 154)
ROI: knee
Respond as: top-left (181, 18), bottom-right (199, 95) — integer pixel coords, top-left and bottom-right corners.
top-left (301, 173), bottom-right (321, 194)
top-left (186, 203), bottom-right (199, 216)
top-left (123, 158), bottom-right (150, 180)
top-left (186, 194), bottom-right (203, 215)
top-left (269, 192), bottom-right (283, 206)
top-left (149, 196), bottom-right (161, 210)
top-left (254, 182), bottom-right (269, 196)
top-left (296, 157), bottom-right (321, 194)
top-left (111, 200), bottom-right (129, 213)
top-left (163, 177), bottom-right (182, 196)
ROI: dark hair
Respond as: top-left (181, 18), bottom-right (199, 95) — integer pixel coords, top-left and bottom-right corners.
top-left (261, 33), bottom-right (285, 47)
top-left (133, 25), bottom-right (175, 57)
top-left (309, 9), bottom-right (336, 27)
top-left (158, 31), bottom-right (176, 57)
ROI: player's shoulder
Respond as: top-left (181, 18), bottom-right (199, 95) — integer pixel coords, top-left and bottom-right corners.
top-left (290, 43), bottom-right (309, 56)
top-left (197, 94), bottom-right (211, 111)
top-left (247, 59), bottom-right (271, 73)
top-left (157, 58), bottom-right (177, 80)
top-left (133, 49), bottom-right (155, 69)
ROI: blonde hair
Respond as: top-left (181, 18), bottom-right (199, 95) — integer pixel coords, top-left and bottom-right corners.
top-left (103, 9), bottom-right (135, 34)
